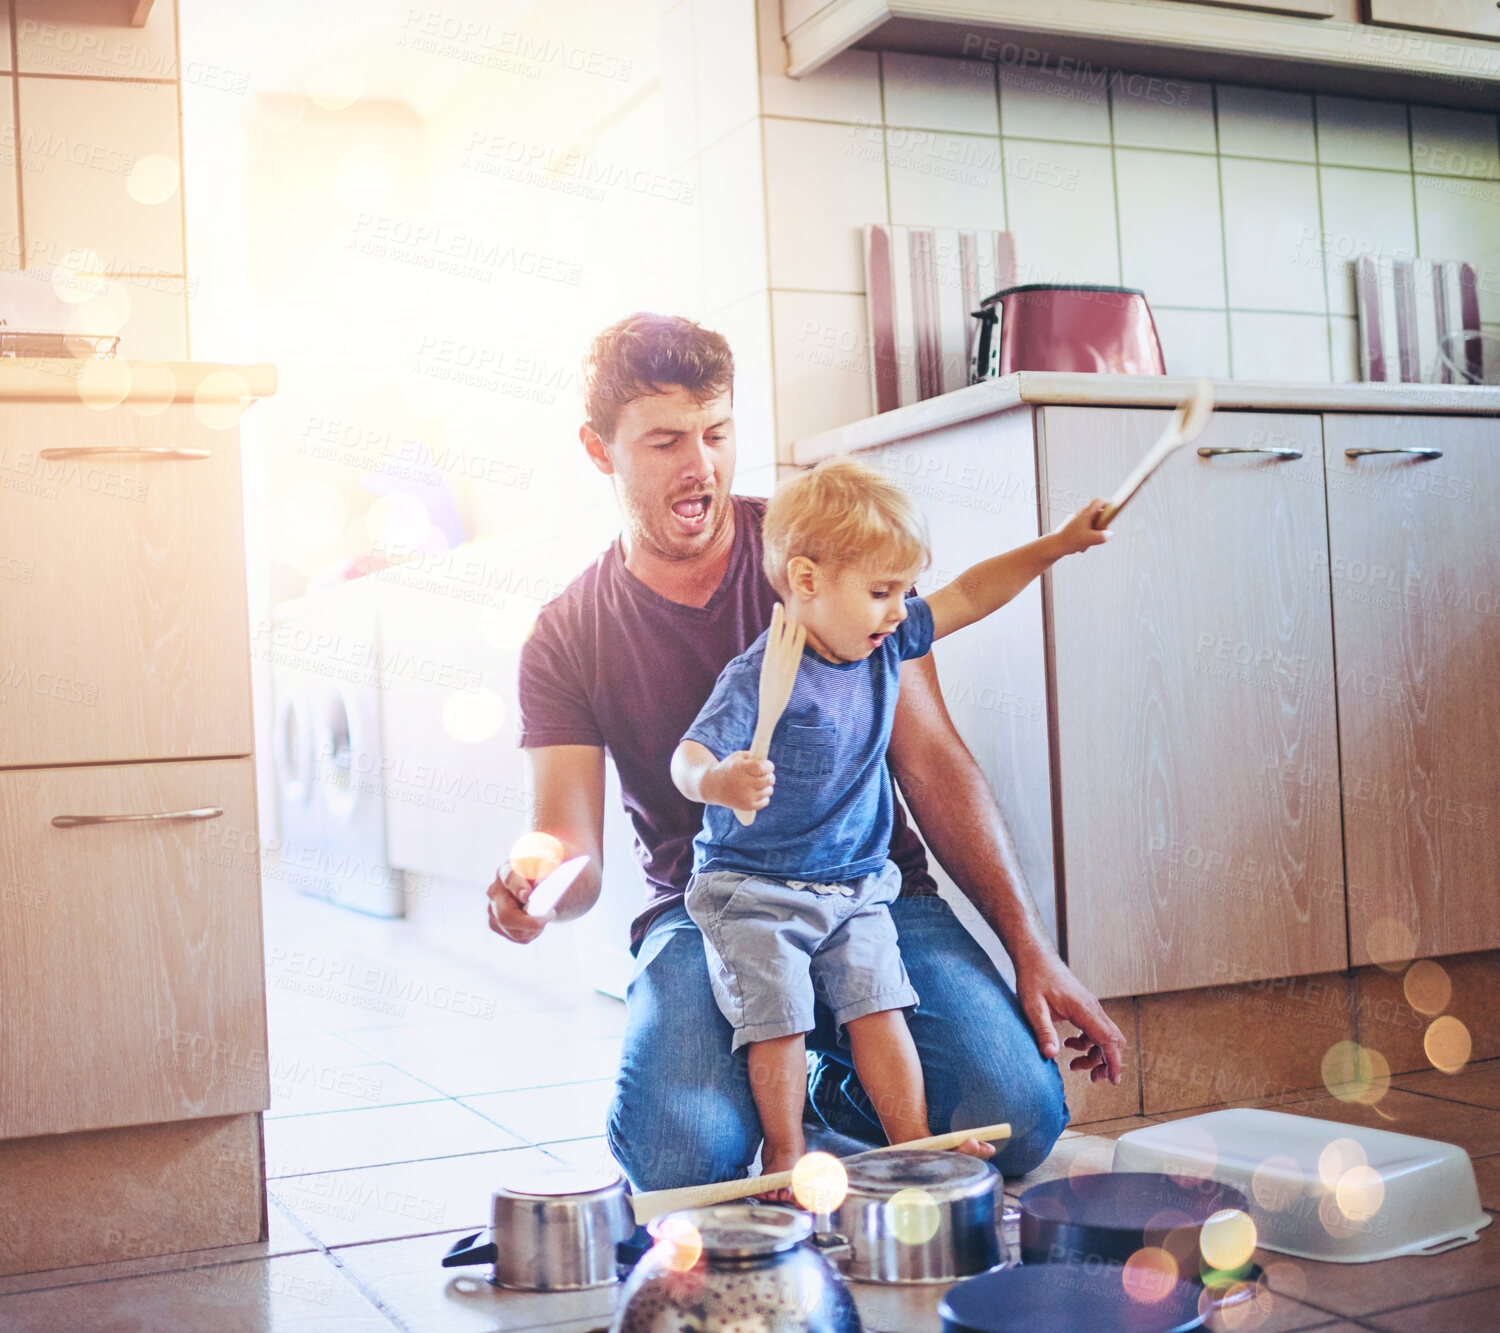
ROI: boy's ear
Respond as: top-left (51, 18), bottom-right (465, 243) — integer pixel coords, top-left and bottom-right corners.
top-left (786, 555), bottom-right (818, 597)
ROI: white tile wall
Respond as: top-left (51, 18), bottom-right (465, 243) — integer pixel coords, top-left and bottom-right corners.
top-left (686, 7), bottom-right (1500, 456)
top-left (885, 129), bottom-right (1004, 231)
top-left (15, 0), bottom-right (178, 78)
top-left (700, 119), bottom-right (768, 312)
top-left (1115, 148), bottom-right (1224, 307)
top-left (705, 291), bottom-right (775, 473)
top-left (0, 82), bottom-right (18, 270)
top-left (1004, 139), bottom-right (1118, 286)
top-left (1219, 157), bottom-right (1325, 313)
top-left (692, 0), bottom-right (760, 150)
top-left (763, 116), bottom-right (886, 292)
top-left (659, 0), bottom-right (698, 168)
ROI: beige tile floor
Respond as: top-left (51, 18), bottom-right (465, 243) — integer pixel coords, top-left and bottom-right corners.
top-left (2, 881), bottom-right (1496, 1331)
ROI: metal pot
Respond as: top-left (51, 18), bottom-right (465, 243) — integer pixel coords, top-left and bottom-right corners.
top-left (441, 1162), bottom-right (634, 1291)
top-left (613, 1204), bottom-right (861, 1333)
top-left (830, 1149), bottom-right (1001, 1284)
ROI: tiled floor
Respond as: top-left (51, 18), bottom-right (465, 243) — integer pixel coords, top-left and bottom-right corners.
top-left (2, 881), bottom-right (1496, 1331)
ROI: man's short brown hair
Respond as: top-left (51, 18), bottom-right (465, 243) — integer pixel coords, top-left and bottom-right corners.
top-left (582, 313), bottom-right (734, 442)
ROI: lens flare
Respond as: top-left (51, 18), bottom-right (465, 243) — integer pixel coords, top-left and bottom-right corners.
top-left (1424, 1015), bottom-right (1472, 1074)
top-left (1318, 1138), bottom-right (1366, 1191)
top-left (1321, 1041), bottom-right (1391, 1105)
top-left (77, 359), bottom-right (132, 411)
top-left (885, 1188), bottom-right (940, 1245)
top-left (1335, 1164), bottom-right (1385, 1222)
top-left (442, 687), bottom-right (505, 743)
top-left (193, 370), bottom-right (253, 431)
top-left (653, 1216), bottom-right (701, 1273)
top-left (127, 153), bottom-right (179, 205)
top-left (509, 830), bottom-right (565, 882)
top-left (1160, 1121), bottom-right (1217, 1186)
top-left (124, 361), bottom-right (176, 417)
top-left (479, 603), bottom-right (540, 651)
top-left (1121, 1246), bottom-right (1178, 1303)
top-left (1404, 960), bottom-right (1452, 1016)
top-left (1250, 1155), bottom-right (1303, 1212)
top-left (790, 1152), bottom-right (847, 1214)
top-left (1199, 1208), bottom-right (1257, 1272)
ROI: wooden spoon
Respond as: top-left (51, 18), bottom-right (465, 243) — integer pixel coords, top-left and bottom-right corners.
top-left (734, 602), bottom-right (806, 827)
top-left (1095, 378), bottom-right (1215, 529)
top-left (629, 1121), bottom-right (1012, 1225)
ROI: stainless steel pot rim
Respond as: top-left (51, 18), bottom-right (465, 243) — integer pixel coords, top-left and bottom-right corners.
top-left (843, 1257), bottom-right (1010, 1288)
top-left (495, 1163), bottom-right (624, 1197)
top-left (841, 1149), bottom-right (998, 1200)
top-left (649, 1204), bottom-right (813, 1258)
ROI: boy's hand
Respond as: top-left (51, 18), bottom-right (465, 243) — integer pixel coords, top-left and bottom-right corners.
top-left (703, 751), bottom-right (775, 812)
top-left (1053, 498), bottom-right (1112, 555)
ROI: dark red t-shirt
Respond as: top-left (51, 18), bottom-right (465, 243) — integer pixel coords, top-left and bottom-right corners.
top-left (516, 493), bottom-right (939, 951)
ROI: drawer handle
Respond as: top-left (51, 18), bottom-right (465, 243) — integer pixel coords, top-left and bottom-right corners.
top-left (51, 807), bottom-right (224, 828)
top-left (1345, 447), bottom-right (1442, 460)
top-left (1197, 446), bottom-right (1303, 459)
top-left (37, 447), bottom-right (212, 461)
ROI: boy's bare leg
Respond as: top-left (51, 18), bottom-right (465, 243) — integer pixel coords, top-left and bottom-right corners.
top-left (845, 1009), bottom-right (995, 1159)
top-left (748, 1033), bottom-right (808, 1199)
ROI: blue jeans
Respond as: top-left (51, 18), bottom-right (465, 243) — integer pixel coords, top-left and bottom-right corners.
top-left (606, 895), bottom-right (1069, 1191)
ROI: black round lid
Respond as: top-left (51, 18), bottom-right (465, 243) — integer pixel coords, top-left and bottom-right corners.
top-left (939, 1264), bottom-right (1207, 1333)
top-left (1020, 1173), bottom-right (1248, 1234)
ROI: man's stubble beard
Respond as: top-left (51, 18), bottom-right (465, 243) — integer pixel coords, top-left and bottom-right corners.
top-left (616, 476), bottom-right (733, 564)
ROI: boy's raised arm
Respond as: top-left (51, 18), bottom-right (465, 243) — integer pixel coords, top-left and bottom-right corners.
top-left (925, 498), bottom-right (1111, 641)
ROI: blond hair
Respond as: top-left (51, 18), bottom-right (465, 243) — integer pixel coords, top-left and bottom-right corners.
top-left (761, 455), bottom-right (930, 597)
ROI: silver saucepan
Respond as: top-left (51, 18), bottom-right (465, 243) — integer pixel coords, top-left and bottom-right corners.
top-left (830, 1149), bottom-right (1002, 1284)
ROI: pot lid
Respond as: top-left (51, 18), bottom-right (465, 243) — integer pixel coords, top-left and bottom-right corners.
top-left (649, 1204), bottom-right (812, 1259)
top-left (843, 1149), bottom-right (997, 1201)
top-left (939, 1264), bottom-right (1207, 1333)
top-left (496, 1162), bottom-right (623, 1199)
top-left (1020, 1173), bottom-right (1248, 1234)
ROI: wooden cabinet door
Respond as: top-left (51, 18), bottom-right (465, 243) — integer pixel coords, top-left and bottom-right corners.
top-left (1369, 0), bottom-right (1500, 41)
top-left (0, 405), bottom-right (253, 768)
top-left (1324, 415), bottom-right (1500, 963)
top-left (0, 758), bottom-right (267, 1138)
top-left (1042, 408), bottom-right (1345, 998)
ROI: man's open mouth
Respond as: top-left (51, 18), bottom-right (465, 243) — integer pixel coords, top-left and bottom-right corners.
top-left (670, 494), bottom-right (711, 527)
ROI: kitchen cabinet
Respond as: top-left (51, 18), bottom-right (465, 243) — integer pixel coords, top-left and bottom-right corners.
top-left (779, 0), bottom-right (1500, 110)
top-left (0, 404), bottom-right (253, 768)
top-left (794, 372), bottom-right (1500, 1000)
top-left (0, 758), bottom-right (266, 1140)
top-left (1369, 0), bottom-right (1500, 42)
top-left (1324, 415), bottom-right (1500, 964)
top-left (1042, 408), bottom-right (1345, 998)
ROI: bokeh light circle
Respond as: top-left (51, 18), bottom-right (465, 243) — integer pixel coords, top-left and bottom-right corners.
top-left (1250, 1155), bottom-right (1303, 1212)
top-left (1404, 960), bottom-right (1452, 1016)
top-left (885, 1188), bottom-right (941, 1245)
top-left (1335, 1165), bottom-right (1385, 1222)
top-left (1199, 1208), bottom-right (1257, 1272)
top-left (653, 1217), bottom-right (701, 1273)
top-left (1424, 1015), bottom-right (1472, 1074)
top-left (124, 361), bottom-right (176, 416)
top-left (1364, 916), bottom-right (1416, 970)
top-left (442, 687), bottom-right (505, 743)
top-left (1121, 1246), bottom-right (1178, 1304)
top-left (790, 1152), bottom-right (847, 1214)
top-left (1317, 1138), bottom-right (1366, 1191)
top-left (193, 370), bottom-right (253, 431)
top-left (1320, 1040), bottom-right (1390, 1105)
top-left (307, 62), bottom-right (363, 110)
top-left (509, 831), bottom-right (564, 883)
top-left (127, 154), bottom-right (180, 205)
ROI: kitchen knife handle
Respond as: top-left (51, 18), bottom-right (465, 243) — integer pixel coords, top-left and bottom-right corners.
top-left (37, 447), bottom-right (212, 461)
top-left (51, 808), bottom-right (224, 828)
top-left (1345, 447), bottom-right (1442, 460)
top-left (1197, 446), bottom-right (1303, 459)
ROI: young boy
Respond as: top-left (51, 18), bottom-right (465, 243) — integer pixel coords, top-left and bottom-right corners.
top-left (670, 456), bottom-right (1109, 1181)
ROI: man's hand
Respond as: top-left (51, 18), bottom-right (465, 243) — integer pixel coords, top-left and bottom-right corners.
top-left (1052, 498), bottom-right (1113, 555)
top-left (1013, 943), bottom-right (1126, 1084)
top-left (486, 860), bottom-right (554, 944)
top-left (703, 751), bottom-right (775, 812)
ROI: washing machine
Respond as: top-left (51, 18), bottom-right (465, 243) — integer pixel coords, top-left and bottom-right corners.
top-left (270, 591), bottom-right (405, 917)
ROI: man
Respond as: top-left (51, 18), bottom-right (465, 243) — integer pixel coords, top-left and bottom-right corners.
top-left (487, 313), bottom-right (1125, 1191)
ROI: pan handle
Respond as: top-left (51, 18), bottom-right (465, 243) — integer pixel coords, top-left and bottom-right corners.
top-left (1197, 446), bottom-right (1303, 459)
top-left (441, 1231), bottom-right (499, 1268)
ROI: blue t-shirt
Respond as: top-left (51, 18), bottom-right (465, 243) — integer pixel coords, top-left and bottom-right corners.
top-left (682, 595), bottom-right (935, 881)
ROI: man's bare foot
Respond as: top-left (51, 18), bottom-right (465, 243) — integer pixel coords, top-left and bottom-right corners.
top-left (952, 1136), bottom-right (996, 1160)
top-left (754, 1146), bottom-right (803, 1205)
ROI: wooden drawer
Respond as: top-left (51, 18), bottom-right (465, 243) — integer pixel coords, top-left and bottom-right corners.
top-left (0, 758), bottom-right (267, 1139)
top-left (1042, 408), bottom-right (1346, 998)
top-left (0, 404), bottom-right (253, 767)
top-left (1369, 0), bottom-right (1500, 41)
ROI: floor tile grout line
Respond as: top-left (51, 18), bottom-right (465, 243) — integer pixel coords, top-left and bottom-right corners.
top-left (266, 1142), bottom-right (551, 1183)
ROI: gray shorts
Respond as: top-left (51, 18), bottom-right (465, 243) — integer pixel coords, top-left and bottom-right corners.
top-left (684, 858), bottom-right (919, 1051)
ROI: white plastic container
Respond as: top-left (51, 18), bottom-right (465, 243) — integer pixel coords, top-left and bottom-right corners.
top-left (1112, 1108), bottom-right (1492, 1263)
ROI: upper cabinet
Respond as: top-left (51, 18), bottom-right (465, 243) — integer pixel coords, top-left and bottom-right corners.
top-left (0, 402), bottom-right (254, 769)
top-left (1369, 0), bottom-right (1500, 41)
top-left (1323, 415), bottom-right (1500, 965)
top-left (781, 1), bottom-right (1500, 110)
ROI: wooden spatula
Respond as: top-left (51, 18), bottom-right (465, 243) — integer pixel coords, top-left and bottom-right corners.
top-left (629, 1121), bottom-right (1012, 1224)
top-left (1094, 378), bottom-right (1215, 529)
top-left (734, 602), bottom-right (805, 827)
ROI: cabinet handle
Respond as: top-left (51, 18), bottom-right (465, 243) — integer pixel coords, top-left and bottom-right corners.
top-left (36, 447), bottom-right (212, 461)
top-left (1344, 447), bottom-right (1442, 460)
top-left (51, 807), bottom-right (224, 828)
top-left (1197, 446), bottom-right (1303, 459)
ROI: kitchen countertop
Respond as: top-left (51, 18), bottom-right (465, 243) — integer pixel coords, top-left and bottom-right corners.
top-left (791, 373), bottom-right (1500, 466)
top-left (0, 358), bottom-right (276, 402)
